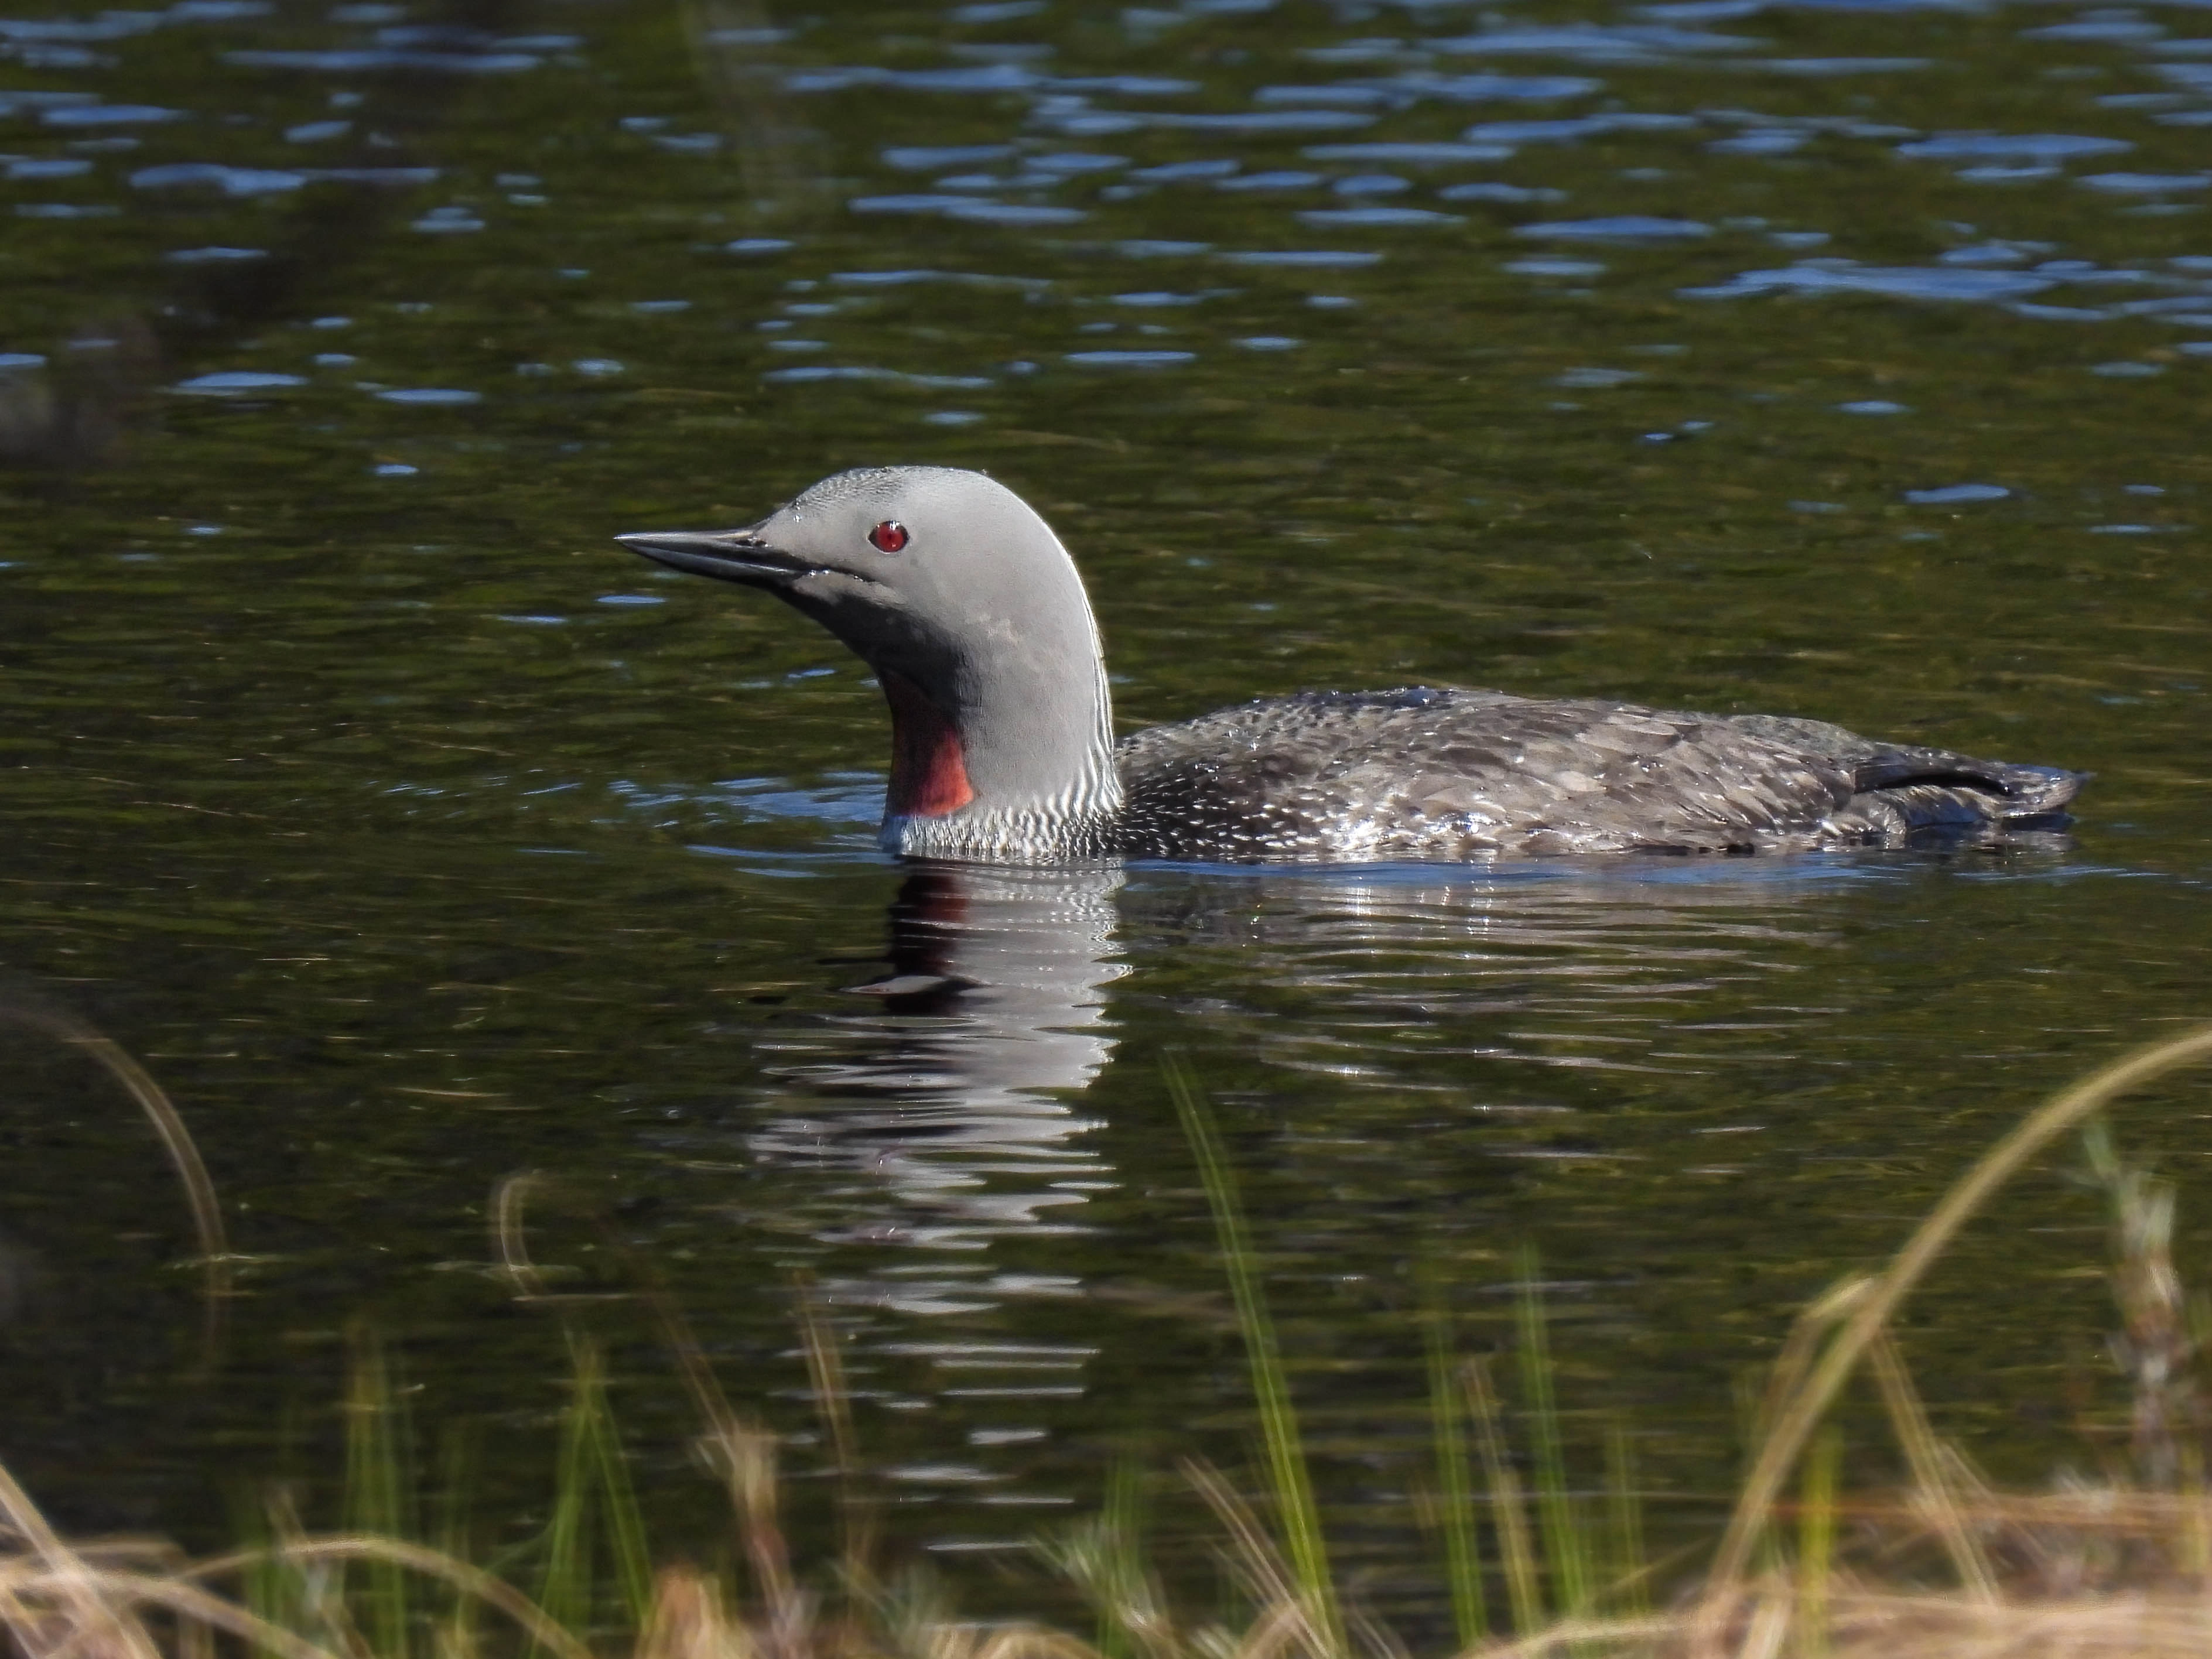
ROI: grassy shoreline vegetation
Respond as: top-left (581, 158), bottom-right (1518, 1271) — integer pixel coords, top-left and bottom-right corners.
top-left (5, 1004), bottom-right (2212, 1659)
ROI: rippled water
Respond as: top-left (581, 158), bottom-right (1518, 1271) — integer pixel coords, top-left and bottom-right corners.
top-left (2, 0), bottom-right (2210, 1622)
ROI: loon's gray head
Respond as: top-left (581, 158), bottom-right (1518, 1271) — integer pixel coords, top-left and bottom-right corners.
top-left (619, 466), bottom-right (1121, 860)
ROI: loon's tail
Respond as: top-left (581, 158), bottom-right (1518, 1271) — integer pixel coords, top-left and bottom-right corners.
top-left (1722, 713), bottom-right (2087, 837)
top-left (1824, 748), bottom-right (2086, 846)
top-left (1854, 747), bottom-right (2087, 820)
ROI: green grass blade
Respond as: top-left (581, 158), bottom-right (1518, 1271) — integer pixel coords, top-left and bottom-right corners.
top-left (432, 1422), bottom-right (476, 1566)
top-left (344, 1325), bottom-right (413, 1659)
top-left (1513, 1247), bottom-right (1589, 1616)
top-left (1098, 1451), bottom-right (1148, 1659)
top-left (1037, 1451), bottom-right (1163, 1659)
top-left (433, 1425), bottom-right (481, 1659)
top-left (1604, 1422), bottom-right (1647, 1620)
top-left (230, 1484), bottom-right (294, 1650)
top-left (536, 1341), bottom-right (599, 1645)
top-left (1166, 1055), bottom-right (1342, 1654)
top-left (1465, 1357), bottom-right (1543, 1635)
top-left (1794, 1424), bottom-right (1840, 1658)
top-left (1422, 1295), bottom-right (1488, 1646)
top-left (577, 1336), bottom-right (654, 1629)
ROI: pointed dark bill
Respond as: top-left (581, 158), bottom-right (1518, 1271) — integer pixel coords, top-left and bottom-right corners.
top-left (616, 529), bottom-right (820, 586)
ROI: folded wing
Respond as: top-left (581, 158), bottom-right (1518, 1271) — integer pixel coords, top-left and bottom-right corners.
top-left (1114, 689), bottom-right (2083, 861)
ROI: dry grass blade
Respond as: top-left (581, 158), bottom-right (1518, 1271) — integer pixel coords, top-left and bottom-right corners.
top-left (1180, 1458), bottom-right (1334, 1659)
top-left (1745, 1279), bottom-right (1873, 1456)
top-left (1462, 1358), bottom-right (1544, 1637)
top-left (792, 1273), bottom-right (876, 1596)
top-left (1734, 1588), bottom-right (1789, 1659)
top-left (0, 1439), bottom-right (166, 1659)
top-left (1865, 1333), bottom-right (1996, 1602)
top-left (970, 1626), bottom-right (1106, 1659)
top-left (0, 996), bottom-right (232, 1315)
top-left (2, 1446), bottom-right (336, 1659)
top-left (6, 1566), bottom-right (349, 1659)
top-left (188, 1536), bottom-right (594, 1659)
top-left (1449, 1610), bottom-right (1683, 1657)
top-left (1471, 1583), bottom-right (2212, 1657)
top-left (488, 1171), bottom-right (804, 1633)
top-left (1813, 1585), bottom-right (2212, 1655)
top-left (1790, 1489), bottom-right (2212, 1534)
top-left (492, 1171), bottom-right (557, 1301)
top-left (1181, 1458), bottom-right (1302, 1617)
top-left (793, 1279), bottom-right (859, 1482)
top-left (1230, 1596), bottom-right (1313, 1659)
top-left (1345, 1604), bottom-right (1410, 1659)
top-left (1707, 1025), bottom-right (2212, 1598)
top-left (637, 1565), bottom-right (758, 1659)
top-left (2081, 1120), bottom-right (2204, 1492)
top-left (1039, 1465), bottom-right (1178, 1659)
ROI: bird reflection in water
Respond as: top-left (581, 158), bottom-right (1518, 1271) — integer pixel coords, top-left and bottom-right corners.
top-left (743, 860), bottom-right (1127, 1313)
top-left (737, 858), bottom-right (1861, 1308)
top-left (728, 857), bottom-right (1893, 1533)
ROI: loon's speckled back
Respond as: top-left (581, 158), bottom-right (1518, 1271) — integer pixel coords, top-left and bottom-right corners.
top-left (619, 468), bottom-right (2085, 866)
top-left (1112, 687), bottom-right (2080, 860)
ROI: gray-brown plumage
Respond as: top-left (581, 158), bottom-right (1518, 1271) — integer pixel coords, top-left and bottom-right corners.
top-left (620, 468), bottom-right (2084, 866)
top-left (1113, 689), bottom-right (2079, 860)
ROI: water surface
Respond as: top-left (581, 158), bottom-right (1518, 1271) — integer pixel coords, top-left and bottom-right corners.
top-left (2, 0), bottom-right (2210, 1623)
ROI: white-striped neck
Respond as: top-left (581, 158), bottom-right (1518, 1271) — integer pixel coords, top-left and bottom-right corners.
top-left (879, 637), bottom-right (1123, 863)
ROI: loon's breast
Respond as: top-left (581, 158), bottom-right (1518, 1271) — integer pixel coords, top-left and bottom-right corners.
top-left (1109, 687), bottom-right (2082, 863)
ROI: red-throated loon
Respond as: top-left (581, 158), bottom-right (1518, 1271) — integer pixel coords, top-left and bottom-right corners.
top-left (618, 466), bottom-right (2083, 864)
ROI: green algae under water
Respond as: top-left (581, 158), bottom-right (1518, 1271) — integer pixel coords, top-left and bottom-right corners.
top-left (0, 0), bottom-right (2209, 1629)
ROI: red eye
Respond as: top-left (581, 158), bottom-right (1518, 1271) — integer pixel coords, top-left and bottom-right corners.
top-left (869, 520), bottom-right (909, 553)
